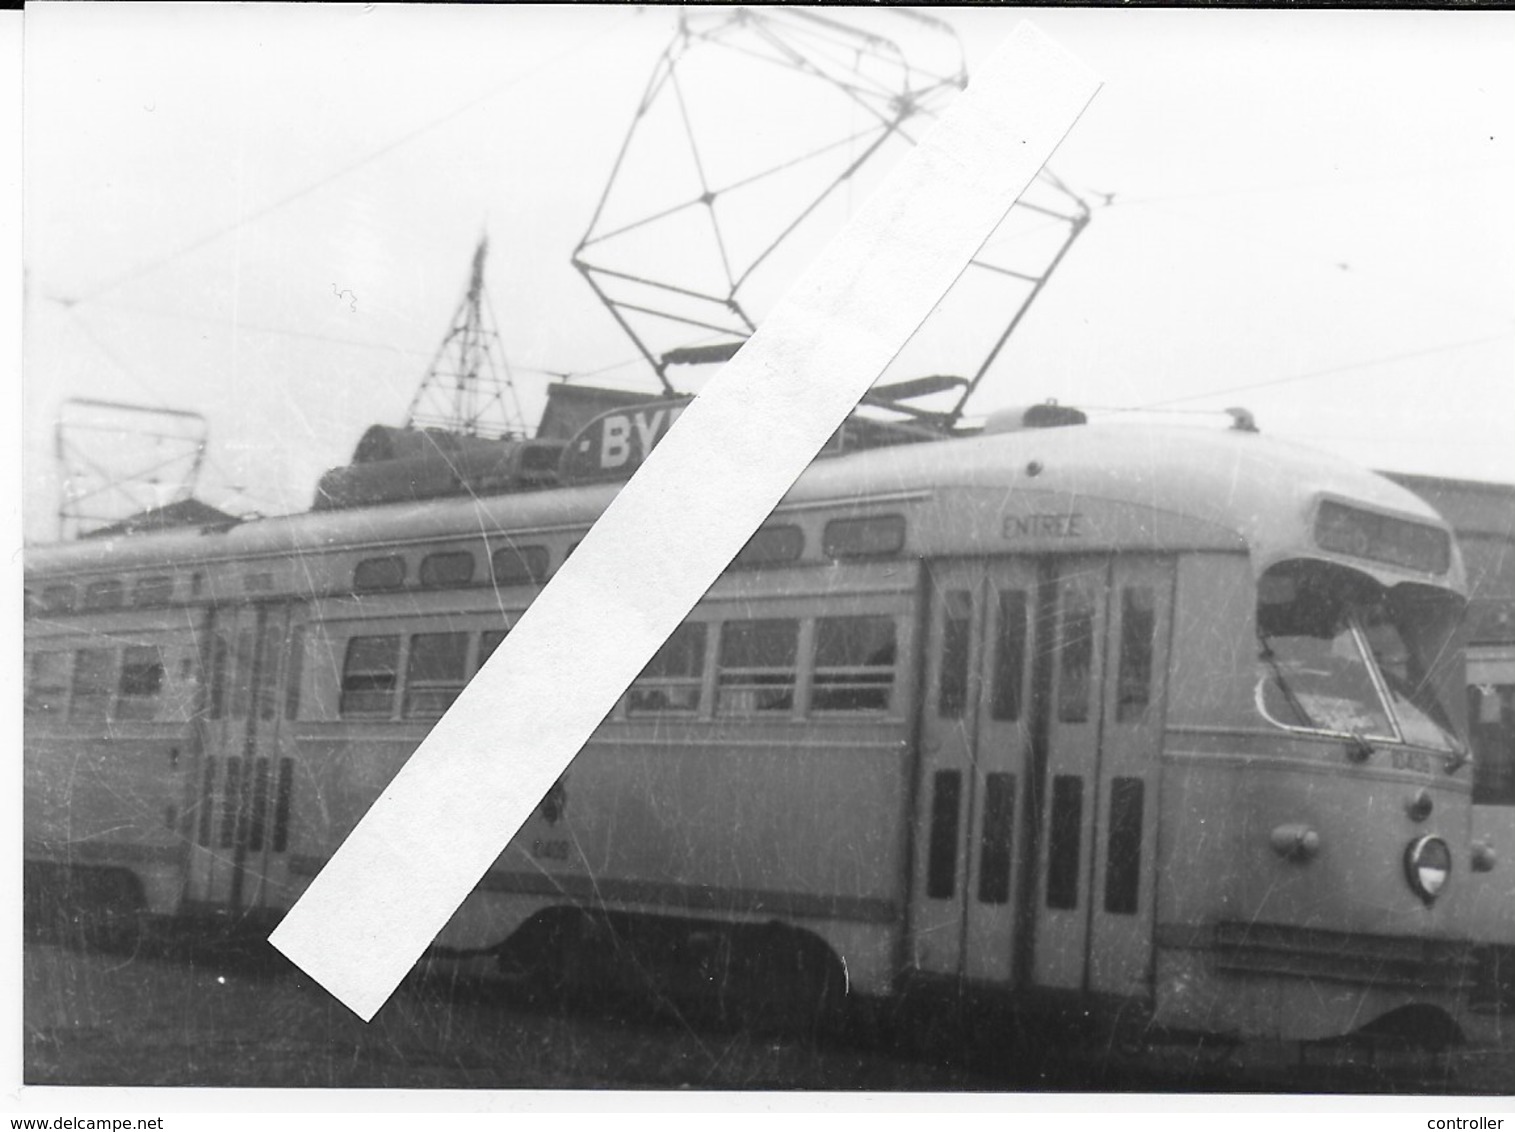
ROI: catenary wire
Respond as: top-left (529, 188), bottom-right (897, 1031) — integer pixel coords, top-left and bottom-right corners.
top-left (1142, 330), bottom-right (1515, 408)
top-left (68, 10), bottom-right (642, 306)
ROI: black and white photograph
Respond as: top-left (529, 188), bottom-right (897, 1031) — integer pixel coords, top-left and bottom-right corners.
top-left (13, 2), bottom-right (1515, 1108)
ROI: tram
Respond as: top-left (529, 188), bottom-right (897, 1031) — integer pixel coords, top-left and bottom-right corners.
top-left (23, 390), bottom-right (1492, 1046)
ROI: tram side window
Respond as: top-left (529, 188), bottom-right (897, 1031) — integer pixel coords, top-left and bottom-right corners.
top-left (83, 579), bottom-right (124, 611)
top-left (255, 625), bottom-right (286, 721)
top-left (491, 545), bottom-right (549, 587)
top-left (25, 652), bottom-right (70, 716)
top-left (354, 556), bottom-right (406, 592)
top-left (158, 653), bottom-right (197, 724)
top-left (628, 622), bottom-right (707, 715)
top-left (990, 590), bottom-right (1029, 722)
top-left (115, 645), bottom-right (165, 721)
top-left (340, 635), bottom-right (401, 717)
top-left (938, 591), bottom-right (973, 719)
top-left (230, 630), bottom-right (256, 720)
top-left (823, 515), bottom-right (906, 560)
top-left (1058, 580), bottom-right (1097, 724)
top-left (1104, 778), bottom-right (1145, 915)
top-left (42, 585), bottom-right (74, 614)
top-left (728, 525), bottom-right (804, 571)
top-left (1116, 587), bottom-right (1156, 722)
top-left (812, 616), bottom-right (896, 712)
top-left (40, 585), bottom-right (75, 615)
top-left (420, 551), bottom-right (475, 589)
top-left (1469, 683), bottom-right (1515, 806)
top-left (284, 625), bottom-right (305, 721)
top-left (717, 619), bottom-right (798, 715)
top-left (209, 635), bottom-right (229, 719)
top-left (134, 576), bottom-right (174, 606)
top-left (69, 648), bottom-right (115, 722)
top-left (403, 632), bottom-right (469, 719)
top-left (477, 627), bottom-right (509, 670)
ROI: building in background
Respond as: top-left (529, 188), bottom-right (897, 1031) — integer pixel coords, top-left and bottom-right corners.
top-left (1388, 472), bottom-right (1515, 1010)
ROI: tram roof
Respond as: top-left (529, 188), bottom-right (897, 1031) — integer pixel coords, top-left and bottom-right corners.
top-left (25, 420), bottom-right (1464, 593)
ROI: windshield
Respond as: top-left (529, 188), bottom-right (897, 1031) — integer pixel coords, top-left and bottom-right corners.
top-left (1256, 561), bottom-right (1461, 751)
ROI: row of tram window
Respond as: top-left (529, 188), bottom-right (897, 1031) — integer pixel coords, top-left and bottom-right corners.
top-left (933, 581), bottom-right (1157, 727)
top-left (22, 569), bottom-right (1472, 745)
top-left (22, 515), bottom-right (905, 618)
top-left (19, 594), bottom-right (1128, 728)
top-left (22, 613), bottom-right (900, 725)
top-left (20, 538), bottom-right (1482, 769)
top-left (328, 574), bottom-right (1160, 728)
top-left (26, 635), bottom-right (306, 727)
top-left (20, 515), bottom-right (909, 727)
top-left (21, 591), bottom-right (1117, 728)
top-left (339, 614), bottom-right (901, 721)
top-left (26, 644), bottom-right (183, 722)
top-left (27, 574), bottom-right (183, 616)
top-left (347, 516), bottom-right (902, 594)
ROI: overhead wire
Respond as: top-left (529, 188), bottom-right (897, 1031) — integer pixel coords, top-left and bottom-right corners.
top-left (1142, 330), bottom-right (1515, 408)
top-left (38, 8), bottom-right (647, 534)
top-left (75, 297), bottom-right (438, 358)
top-left (44, 12), bottom-right (1511, 462)
top-left (63, 307), bottom-right (178, 413)
top-left (68, 8), bottom-right (643, 307)
top-left (1103, 158), bottom-right (1509, 212)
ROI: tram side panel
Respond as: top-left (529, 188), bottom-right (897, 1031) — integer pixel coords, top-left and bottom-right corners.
top-left (1153, 553), bottom-right (1474, 1042)
top-left (282, 563), bottom-right (921, 994)
top-left (23, 609), bottom-right (205, 925)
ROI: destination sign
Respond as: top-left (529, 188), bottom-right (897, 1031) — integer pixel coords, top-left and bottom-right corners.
top-left (1314, 500), bottom-right (1451, 575)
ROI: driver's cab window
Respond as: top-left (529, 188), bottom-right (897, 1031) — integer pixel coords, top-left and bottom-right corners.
top-left (1255, 560), bottom-right (1460, 752)
top-left (1357, 600), bottom-right (1459, 750)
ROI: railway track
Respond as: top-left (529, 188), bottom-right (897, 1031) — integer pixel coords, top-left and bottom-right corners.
top-left (23, 932), bottom-right (1514, 1094)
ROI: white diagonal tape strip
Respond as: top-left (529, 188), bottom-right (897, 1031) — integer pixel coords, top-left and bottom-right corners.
top-left (270, 21), bottom-right (1100, 1021)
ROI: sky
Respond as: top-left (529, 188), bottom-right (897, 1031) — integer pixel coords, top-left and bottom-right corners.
top-left (19, 4), bottom-right (1515, 544)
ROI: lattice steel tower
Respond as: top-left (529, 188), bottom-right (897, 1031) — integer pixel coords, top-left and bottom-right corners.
top-left (404, 235), bottom-right (525, 439)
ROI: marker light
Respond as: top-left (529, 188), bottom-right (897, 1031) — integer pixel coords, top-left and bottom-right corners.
top-left (1405, 789), bottom-right (1433, 822)
top-left (1471, 842), bottom-right (1498, 874)
top-left (1270, 824), bottom-right (1321, 862)
top-left (1404, 835), bottom-right (1452, 904)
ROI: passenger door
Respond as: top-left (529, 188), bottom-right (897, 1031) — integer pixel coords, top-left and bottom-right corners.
top-left (909, 555), bottom-right (1172, 1001)
top-left (184, 602), bottom-right (303, 913)
top-left (1031, 556), bottom-right (1171, 998)
top-left (909, 559), bottom-right (1038, 986)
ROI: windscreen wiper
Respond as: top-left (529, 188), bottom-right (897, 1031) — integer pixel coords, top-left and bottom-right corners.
top-left (1258, 635), bottom-right (1315, 729)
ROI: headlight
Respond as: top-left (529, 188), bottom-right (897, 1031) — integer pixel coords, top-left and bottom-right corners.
top-left (1404, 835), bottom-right (1452, 905)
